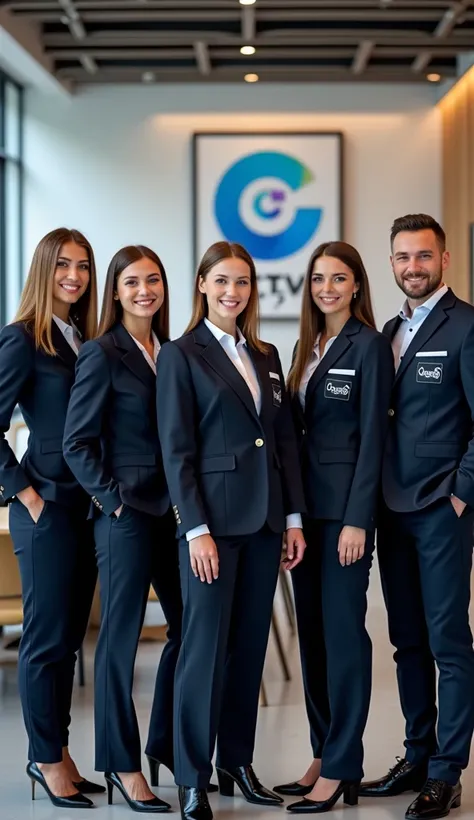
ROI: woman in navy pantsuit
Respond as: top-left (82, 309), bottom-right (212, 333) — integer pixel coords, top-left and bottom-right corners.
top-left (274, 242), bottom-right (394, 814)
top-left (156, 241), bottom-right (306, 820)
top-left (63, 246), bottom-right (182, 814)
top-left (0, 228), bottom-right (100, 808)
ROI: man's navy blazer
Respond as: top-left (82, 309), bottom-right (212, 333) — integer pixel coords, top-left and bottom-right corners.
top-left (292, 316), bottom-right (394, 531)
top-left (63, 322), bottom-right (169, 518)
top-left (0, 321), bottom-right (87, 507)
top-left (156, 319), bottom-right (306, 538)
top-left (382, 287), bottom-right (474, 512)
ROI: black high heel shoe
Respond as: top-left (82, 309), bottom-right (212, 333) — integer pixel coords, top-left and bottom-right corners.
top-left (105, 771), bottom-right (171, 813)
top-left (26, 762), bottom-right (94, 809)
top-left (74, 778), bottom-right (106, 794)
top-left (274, 781), bottom-right (316, 797)
top-left (217, 765), bottom-right (283, 806)
top-left (287, 781), bottom-right (360, 813)
top-left (147, 756), bottom-right (218, 793)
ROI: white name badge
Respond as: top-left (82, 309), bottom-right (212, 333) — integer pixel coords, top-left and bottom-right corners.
top-left (415, 351), bottom-right (448, 357)
top-left (328, 368), bottom-right (356, 376)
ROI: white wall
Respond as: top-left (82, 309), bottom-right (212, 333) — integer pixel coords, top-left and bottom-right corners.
top-left (24, 82), bottom-right (441, 369)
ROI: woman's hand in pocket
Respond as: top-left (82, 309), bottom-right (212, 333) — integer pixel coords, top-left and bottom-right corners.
top-left (17, 486), bottom-right (45, 524)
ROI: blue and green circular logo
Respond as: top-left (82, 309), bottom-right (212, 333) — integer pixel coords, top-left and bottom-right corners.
top-left (214, 151), bottom-right (322, 260)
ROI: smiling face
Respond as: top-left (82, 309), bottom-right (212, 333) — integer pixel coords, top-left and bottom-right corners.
top-left (115, 256), bottom-right (164, 321)
top-left (198, 256), bottom-right (252, 327)
top-left (52, 241), bottom-right (91, 315)
top-left (391, 228), bottom-right (449, 303)
top-left (310, 254), bottom-right (359, 319)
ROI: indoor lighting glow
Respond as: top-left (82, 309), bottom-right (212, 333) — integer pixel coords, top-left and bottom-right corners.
top-left (241, 45), bottom-right (256, 55)
top-left (142, 71), bottom-right (155, 83)
top-left (244, 73), bottom-right (259, 83)
top-left (427, 73), bottom-right (441, 82)
top-left (239, 0), bottom-right (256, 5)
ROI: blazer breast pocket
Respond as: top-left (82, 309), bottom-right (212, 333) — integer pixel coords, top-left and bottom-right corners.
top-left (415, 352), bottom-right (447, 385)
top-left (324, 376), bottom-right (353, 402)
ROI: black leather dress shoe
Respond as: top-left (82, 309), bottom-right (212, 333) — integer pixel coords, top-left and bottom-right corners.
top-left (405, 779), bottom-right (461, 819)
top-left (359, 757), bottom-right (428, 797)
top-left (74, 778), bottom-right (106, 794)
top-left (178, 786), bottom-right (213, 820)
top-left (274, 781), bottom-right (315, 797)
top-left (217, 765), bottom-right (283, 805)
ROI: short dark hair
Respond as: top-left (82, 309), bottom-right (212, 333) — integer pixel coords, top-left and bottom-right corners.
top-left (390, 213), bottom-right (446, 252)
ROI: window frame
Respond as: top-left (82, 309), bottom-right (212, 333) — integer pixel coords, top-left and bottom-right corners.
top-left (0, 69), bottom-right (24, 329)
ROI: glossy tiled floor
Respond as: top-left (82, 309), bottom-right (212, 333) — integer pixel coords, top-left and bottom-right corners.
top-left (1, 565), bottom-right (473, 820)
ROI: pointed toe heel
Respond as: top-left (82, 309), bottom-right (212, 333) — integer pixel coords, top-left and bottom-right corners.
top-left (104, 771), bottom-right (171, 813)
top-left (452, 795), bottom-right (462, 809)
top-left (217, 770), bottom-right (234, 797)
top-left (26, 762), bottom-right (94, 809)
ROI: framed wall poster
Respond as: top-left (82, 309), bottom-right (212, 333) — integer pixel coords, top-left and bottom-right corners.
top-left (193, 132), bottom-right (343, 319)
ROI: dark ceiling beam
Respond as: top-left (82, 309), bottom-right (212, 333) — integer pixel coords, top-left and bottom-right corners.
top-left (7, 0), bottom-right (459, 7)
top-left (434, 0), bottom-right (471, 38)
top-left (10, 8), bottom-right (466, 22)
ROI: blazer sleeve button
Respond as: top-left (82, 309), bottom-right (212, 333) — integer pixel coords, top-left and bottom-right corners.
top-left (388, 408), bottom-right (395, 417)
top-left (255, 438), bottom-right (264, 447)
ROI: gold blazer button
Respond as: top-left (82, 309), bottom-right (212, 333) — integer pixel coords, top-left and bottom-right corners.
top-left (255, 438), bottom-right (264, 447)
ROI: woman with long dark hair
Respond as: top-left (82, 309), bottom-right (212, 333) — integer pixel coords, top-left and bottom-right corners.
top-left (274, 241), bottom-right (394, 813)
top-left (156, 240), bottom-right (306, 820)
top-left (63, 245), bottom-right (182, 813)
top-left (0, 228), bottom-right (100, 808)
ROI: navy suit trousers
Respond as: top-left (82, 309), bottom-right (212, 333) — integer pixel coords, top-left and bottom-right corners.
top-left (378, 498), bottom-right (474, 784)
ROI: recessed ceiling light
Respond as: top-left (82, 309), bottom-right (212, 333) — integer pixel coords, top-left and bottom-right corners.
top-left (244, 73), bottom-right (259, 83)
top-left (427, 72), bottom-right (441, 82)
top-left (142, 71), bottom-right (155, 83)
top-left (241, 45), bottom-right (256, 55)
top-left (240, 0), bottom-right (256, 5)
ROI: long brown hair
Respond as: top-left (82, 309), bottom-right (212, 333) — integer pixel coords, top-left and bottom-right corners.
top-left (186, 241), bottom-right (268, 354)
top-left (14, 227), bottom-right (98, 355)
top-left (287, 241), bottom-right (376, 395)
top-left (98, 245), bottom-right (170, 339)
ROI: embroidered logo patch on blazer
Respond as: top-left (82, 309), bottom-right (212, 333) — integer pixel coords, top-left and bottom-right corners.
top-left (324, 378), bottom-right (352, 401)
top-left (416, 362), bottom-right (443, 384)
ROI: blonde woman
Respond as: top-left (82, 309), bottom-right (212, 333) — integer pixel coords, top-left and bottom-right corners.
top-left (0, 228), bottom-right (100, 808)
top-left (156, 241), bottom-right (306, 820)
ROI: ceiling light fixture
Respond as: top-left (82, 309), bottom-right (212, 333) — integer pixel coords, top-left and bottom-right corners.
top-left (142, 71), bottom-right (156, 83)
top-left (427, 72), bottom-right (441, 82)
top-left (241, 45), bottom-right (256, 55)
top-left (244, 73), bottom-right (259, 82)
top-left (240, 0), bottom-right (256, 5)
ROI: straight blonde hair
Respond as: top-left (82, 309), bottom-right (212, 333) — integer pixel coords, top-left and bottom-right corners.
top-left (287, 241), bottom-right (376, 395)
top-left (186, 241), bottom-right (268, 354)
top-left (98, 245), bottom-right (170, 339)
top-left (14, 227), bottom-right (98, 355)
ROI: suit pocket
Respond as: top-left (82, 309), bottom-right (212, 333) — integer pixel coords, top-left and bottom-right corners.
top-left (414, 442), bottom-right (464, 459)
top-left (318, 448), bottom-right (357, 464)
top-left (199, 455), bottom-right (236, 473)
top-left (40, 438), bottom-right (63, 454)
top-left (111, 453), bottom-right (157, 467)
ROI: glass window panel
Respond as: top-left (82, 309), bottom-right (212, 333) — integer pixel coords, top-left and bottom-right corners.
top-left (5, 160), bottom-right (21, 323)
top-left (5, 82), bottom-right (21, 159)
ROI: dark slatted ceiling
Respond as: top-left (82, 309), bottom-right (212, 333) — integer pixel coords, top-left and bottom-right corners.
top-left (2, 1), bottom-right (474, 85)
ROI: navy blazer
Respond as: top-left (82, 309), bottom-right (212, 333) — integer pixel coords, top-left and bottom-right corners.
top-left (0, 321), bottom-right (88, 507)
top-left (156, 319), bottom-right (305, 538)
top-left (382, 287), bottom-right (474, 512)
top-left (63, 322), bottom-right (169, 518)
top-left (292, 316), bottom-right (394, 531)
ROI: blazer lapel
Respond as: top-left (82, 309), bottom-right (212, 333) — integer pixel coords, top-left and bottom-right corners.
top-left (305, 315), bottom-right (362, 398)
top-left (51, 322), bottom-right (78, 370)
top-left (193, 321), bottom-right (259, 422)
top-left (248, 345), bottom-right (273, 422)
top-left (384, 316), bottom-right (401, 341)
top-left (394, 289), bottom-right (455, 384)
top-left (112, 323), bottom-right (156, 389)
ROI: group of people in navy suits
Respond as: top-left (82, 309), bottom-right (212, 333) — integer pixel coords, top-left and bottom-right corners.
top-left (0, 213), bottom-right (473, 820)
